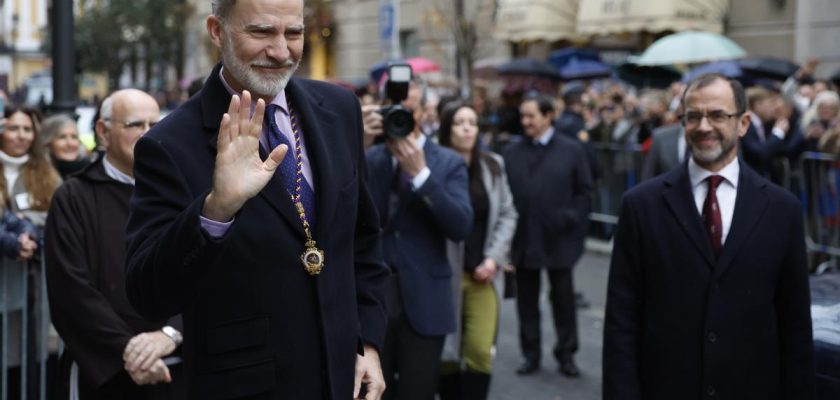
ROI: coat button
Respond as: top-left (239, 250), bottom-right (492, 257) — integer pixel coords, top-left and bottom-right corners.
top-left (707, 385), bottom-right (716, 396)
top-left (707, 332), bottom-right (717, 343)
top-left (394, 231), bottom-right (401, 239)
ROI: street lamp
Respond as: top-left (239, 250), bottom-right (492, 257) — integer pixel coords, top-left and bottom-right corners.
top-left (51, 0), bottom-right (77, 114)
top-left (10, 13), bottom-right (18, 95)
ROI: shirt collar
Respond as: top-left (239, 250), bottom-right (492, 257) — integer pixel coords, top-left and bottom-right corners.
top-left (749, 112), bottom-right (763, 128)
top-left (102, 155), bottom-right (135, 186)
top-left (688, 155), bottom-right (740, 190)
top-left (218, 67), bottom-right (289, 114)
top-left (415, 132), bottom-right (427, 149)
top-left (534, 127), bottom-right (555, 146)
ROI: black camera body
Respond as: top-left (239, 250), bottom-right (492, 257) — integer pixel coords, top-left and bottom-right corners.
top-left (380, 63), bottom-right (415, 139)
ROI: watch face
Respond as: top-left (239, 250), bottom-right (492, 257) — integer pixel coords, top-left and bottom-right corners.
top-left (162, 326), bottom-right (181, 344)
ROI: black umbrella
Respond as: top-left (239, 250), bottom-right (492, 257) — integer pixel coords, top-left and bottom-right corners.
top-left (557, 58), bottom-right (613, 81)
top-left (736, 57), bottom-right (799, 81)
top-left (615, 62), bottom-right (681, 89)
top-left (497, 58), bottom-right (562, 80)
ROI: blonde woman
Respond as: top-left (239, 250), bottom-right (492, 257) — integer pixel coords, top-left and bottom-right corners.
top-left (40, 113), bottom-right (90, 179)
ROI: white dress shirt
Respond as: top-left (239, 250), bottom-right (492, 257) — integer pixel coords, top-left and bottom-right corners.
top-left (688, 156), bottom-right (739, 244)
top-left (534, 127), bottom-right (555, 145)
top-left (102, 156), bottom-right (135, 186)
top-left (749, 112), bottom-right (784, 142)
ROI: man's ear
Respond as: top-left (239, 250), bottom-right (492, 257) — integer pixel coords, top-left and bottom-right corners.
top-left (737, 112), bottom-right (751, 138)
top-left (95, 120), bottom-right (109, 149)
top-left (207, 15), bottom-right (224, 49)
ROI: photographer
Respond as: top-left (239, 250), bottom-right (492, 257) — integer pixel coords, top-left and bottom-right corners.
top-left (365, 66), bottom-right (473, 400)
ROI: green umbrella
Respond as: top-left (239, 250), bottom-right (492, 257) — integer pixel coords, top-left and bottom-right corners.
top-left (635, 31), bottom-right (747, 66)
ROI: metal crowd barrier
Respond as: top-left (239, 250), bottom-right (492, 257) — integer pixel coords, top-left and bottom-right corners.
top-left (586, 146), bottom-right (840, 271)
top-left (798, 152), bottom-right (840, 272)
top-left (1, 253), bottom-right (51, 400)
top-left (589, 142), bottom-right (644, 232)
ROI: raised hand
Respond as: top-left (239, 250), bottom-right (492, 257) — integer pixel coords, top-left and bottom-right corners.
top-left (203, 91), bottom-right (288, 222)
top-left (387, 136), bottom-right (426, 178)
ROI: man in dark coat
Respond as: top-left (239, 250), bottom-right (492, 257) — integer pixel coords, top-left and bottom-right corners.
top-left (45, 89), bottom-right (185, 399)
top-left (641, 123), bottom-right (686, 180)
top-left (555, 89), bottom-right (600, 181)
top-left (741, 86), bottom-right (794, 183)
top-left (504, 95), bottom-right (593, 377)
top-left (123, 0), bottom-right (389, 399)
top-left (604, 74), bottom-right (814, 399)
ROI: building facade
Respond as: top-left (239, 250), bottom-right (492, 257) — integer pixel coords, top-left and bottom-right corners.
top-left (0, 0), bottom-right (49, 95)
top-left (331, 0), bottom-right (507, 82)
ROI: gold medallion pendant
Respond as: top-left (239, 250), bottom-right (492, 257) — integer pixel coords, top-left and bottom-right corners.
top-left (301, 242), bottom-right (325, 275)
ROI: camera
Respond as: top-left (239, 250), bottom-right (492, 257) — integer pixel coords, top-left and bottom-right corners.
top-left (379, 63), bottom-right (415, 139)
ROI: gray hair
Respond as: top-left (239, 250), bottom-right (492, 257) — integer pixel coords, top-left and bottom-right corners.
top-left (39, 113), bottom-right (76, 148)
top-left (99, 95), bottom-right (114, 122)
top-left (212, 0), bottom-right (237, 22)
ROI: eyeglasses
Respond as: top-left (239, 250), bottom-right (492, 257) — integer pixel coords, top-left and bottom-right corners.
top-left (679, 110), bottom-right (741, 127)
top-left (104, 118), bottom-right (158, 130)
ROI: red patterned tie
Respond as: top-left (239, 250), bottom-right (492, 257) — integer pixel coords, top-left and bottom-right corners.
top-left (703, 175), bottom-right (725, 256)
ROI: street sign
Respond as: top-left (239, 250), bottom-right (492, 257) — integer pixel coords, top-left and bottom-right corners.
top-left (378, 0), bottom-right (400, 59)
top-left (379, 2), bottom-right (394, 43)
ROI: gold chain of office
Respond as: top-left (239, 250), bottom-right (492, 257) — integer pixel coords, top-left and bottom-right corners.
top-left (287, 100), bottom-right (324, 275)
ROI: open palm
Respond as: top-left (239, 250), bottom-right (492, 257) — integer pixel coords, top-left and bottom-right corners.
top-left (205, 91), bottom-right (288, 221)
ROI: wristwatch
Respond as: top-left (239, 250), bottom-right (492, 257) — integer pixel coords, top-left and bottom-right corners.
top-left (161, 326), bottom-right (183, 346)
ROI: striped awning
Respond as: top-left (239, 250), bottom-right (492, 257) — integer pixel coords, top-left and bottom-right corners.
top-left (576, 0), bottom-right (729, 36)
top-left (495, 0), bottom-right (579, 42)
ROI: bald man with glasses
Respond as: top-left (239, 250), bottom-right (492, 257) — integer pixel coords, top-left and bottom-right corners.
top-left (45, 89), bottom-right (186, 399)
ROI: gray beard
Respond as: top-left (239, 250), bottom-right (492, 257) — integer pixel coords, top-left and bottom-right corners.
top-left (221, 36), bottom-right (300, 98)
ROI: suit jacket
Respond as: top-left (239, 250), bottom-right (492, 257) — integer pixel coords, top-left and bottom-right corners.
top-left (741, 120), bottom-right (790, 180)
top-left (366, 139), bottom-right (473, 336)
top-left (503, 133), bottom-right (593, 270)
top-left (125, 64), bottom-right (389, 400)
top-left (604, 160), bottom-right (814, 400)
top-left (555, 110), bottom-right (601, 180)
top-left (641, 123), bottom-right (683, 181)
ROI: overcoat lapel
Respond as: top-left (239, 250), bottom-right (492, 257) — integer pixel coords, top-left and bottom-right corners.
top-left (662, 166), bottom-right (716, 267)
top-left (199, 66), bottom-right (314, 236)
top-left (285, 79), bottom-right (338, 244)
top-left (713, 164), bottom-right (769, 278)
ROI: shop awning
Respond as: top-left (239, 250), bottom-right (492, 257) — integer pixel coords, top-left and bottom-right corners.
top-left (576, 0), bottom-right (729, 37)
top-left (495, 0), bottom-right (579, 42)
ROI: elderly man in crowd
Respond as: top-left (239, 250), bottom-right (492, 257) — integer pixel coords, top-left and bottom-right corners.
top-left (45, 89), bottom-right (185, 399)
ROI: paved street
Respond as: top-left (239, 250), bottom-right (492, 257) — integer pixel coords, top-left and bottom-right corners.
top-left (488, 247), bottom-right (611, 400)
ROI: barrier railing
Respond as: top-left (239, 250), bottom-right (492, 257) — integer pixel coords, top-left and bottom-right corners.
top-left (798, 152), bottom-right (840, 272)
top-left (590, 142), bottom-right (644, 234)
top-left (587, 145), bottom-right (840, 271)
top-left (1, 254), bottom-right (50, 400)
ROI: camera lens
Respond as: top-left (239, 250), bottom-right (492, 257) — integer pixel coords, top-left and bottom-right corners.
top-left (381, 106), bottom-right (415, 139)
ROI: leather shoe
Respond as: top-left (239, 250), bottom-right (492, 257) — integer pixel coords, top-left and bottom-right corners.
top-left (558, 360), bottom-right (581, 377)
top-left (515, 360), bottom-right (540, 375)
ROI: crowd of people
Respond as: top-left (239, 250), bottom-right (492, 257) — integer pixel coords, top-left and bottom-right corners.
top-left (1, 0), bottom-right (839, 399)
